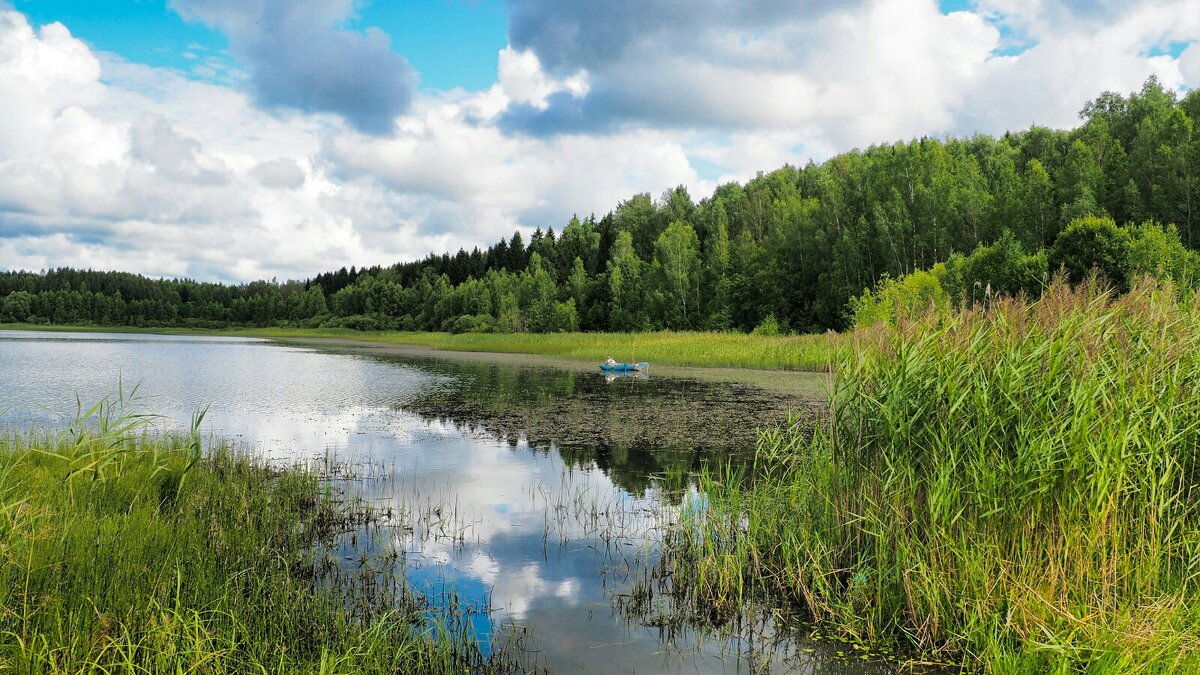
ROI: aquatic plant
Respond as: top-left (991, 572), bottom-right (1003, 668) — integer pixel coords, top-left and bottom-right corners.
top-left (670, 278), bottom-right (1200, 672)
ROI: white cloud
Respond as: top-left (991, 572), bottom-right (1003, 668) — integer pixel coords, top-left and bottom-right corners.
top-left (1, 1), bottom-right (1198, 283)
top-left (956, 0), bottom-right (1200, 133)
top-left (504, 0), bottom-right (1199, 151)
top-left (250, 158), bottom-right (307, 190)
top-left (497, 46), bottom-right (588, 109)
top-left (0, 8), bottom-right (699, 282)
top-left (1182, 42), bottom-right (1200, 85)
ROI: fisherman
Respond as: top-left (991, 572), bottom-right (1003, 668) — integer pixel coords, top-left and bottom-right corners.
top-left (604, 356), bottom-right (617, 366)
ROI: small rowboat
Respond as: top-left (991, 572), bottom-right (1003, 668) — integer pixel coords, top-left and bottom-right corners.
top-left (600, 361), bottom-right (648, 372)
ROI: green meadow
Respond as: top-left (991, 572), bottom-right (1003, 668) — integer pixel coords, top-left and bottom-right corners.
top-left (197, 327), bottom-right (847, 372)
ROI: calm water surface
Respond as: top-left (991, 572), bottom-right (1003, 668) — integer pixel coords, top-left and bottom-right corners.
top-left (0, 330), bottom-right (887, 674)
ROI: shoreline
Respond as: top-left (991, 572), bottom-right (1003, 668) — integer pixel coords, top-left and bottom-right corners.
top-left (0, 324), bottom-right (834, 397)
top-left (271, 336), bottom-right (831, 397)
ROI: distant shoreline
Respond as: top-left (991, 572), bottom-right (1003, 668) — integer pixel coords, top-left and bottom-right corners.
top-left (0, 324), bottom-right (833, 397)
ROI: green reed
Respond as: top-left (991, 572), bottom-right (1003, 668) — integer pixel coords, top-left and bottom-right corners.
top-left (0, 401), bottom-right (512, 674)
top-left (668, 278), bottom-right (1200, 672)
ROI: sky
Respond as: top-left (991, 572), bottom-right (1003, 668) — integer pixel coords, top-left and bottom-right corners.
top-left (0, 0), bottom-right (1197, 283)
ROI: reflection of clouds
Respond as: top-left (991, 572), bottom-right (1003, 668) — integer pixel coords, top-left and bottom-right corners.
top-left (0, 331), bottom-right (445, 459)
top-left (373, 431), bottom-right (668, 635)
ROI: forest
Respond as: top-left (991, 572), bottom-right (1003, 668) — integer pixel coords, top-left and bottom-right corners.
top-left (2, 77), bottom-right (1198, 335)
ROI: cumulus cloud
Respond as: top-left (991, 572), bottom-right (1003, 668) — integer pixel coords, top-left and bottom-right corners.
top-left (2, 1), bottom-right (1198, 284)
top-left (0, 7), bottom-right (700, 282)
top-left (501, 0), bottom-right (1200, 150)
top-left (505, 0), bottom-right (857, 75)
top-left (130, 116), bottom-right (230, 185)
top-left (0, 8), bottom-right (367, 281)
top-left (250, 158), bottom-right (306, 189)
top-left (325, 98), bottom-right (695, 238)
top-left (169, 0), bottom-right (416, 134)
top-left (500, 0), bottom-right (1000, 144)
top-left (1182, 42), bottom-right (1200, 85)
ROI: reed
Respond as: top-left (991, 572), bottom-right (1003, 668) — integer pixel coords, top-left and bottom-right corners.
top-left (0, 402), bottom-right (510, 673)
top-left (668, 278), bottom-right (1200, 672)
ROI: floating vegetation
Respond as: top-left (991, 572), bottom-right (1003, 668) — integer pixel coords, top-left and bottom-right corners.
top-left (401, 358), bottom-right (823, 497)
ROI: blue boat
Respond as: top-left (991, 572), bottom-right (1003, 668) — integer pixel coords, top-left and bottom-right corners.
top-left (599, 360), bottom-right (648, 372)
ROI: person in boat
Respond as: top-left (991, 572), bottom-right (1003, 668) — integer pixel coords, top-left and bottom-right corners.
top-left (604, 356), bottom-right (617, 366)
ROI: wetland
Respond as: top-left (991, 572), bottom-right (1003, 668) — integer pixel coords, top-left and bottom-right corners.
top-left (0, 329), bottom-right (889, 674)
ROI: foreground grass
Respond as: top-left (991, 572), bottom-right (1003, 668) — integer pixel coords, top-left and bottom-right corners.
top-left (0, 323), bottom-right (846, 371)
top-left (668, 279), bottom-right (1200, 673)
top-left (0, 407), bottom-right (504, 673)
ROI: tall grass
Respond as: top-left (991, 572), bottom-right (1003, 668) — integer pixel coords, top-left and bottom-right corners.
top-left (0, 401), bottom-right (509, 673)
top-left (668, 278), bottom-right (1200, 672)
top-left (240, 328), bottom-right (848, 371)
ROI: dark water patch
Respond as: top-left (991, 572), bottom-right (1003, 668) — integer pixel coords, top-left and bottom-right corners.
top-left (395, 356), bottom-right (824, 497)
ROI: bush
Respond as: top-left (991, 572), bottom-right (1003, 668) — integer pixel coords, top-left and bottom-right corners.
top-left (849, 267), bottom-right (949, 329)
top-left (321, 314), bottom-right (379, 331)
top-left (444, 313), bottom-right (495, 334)
top-left (1049, 215), bottom-right (1132, 289)
top-left (750, 313), bottom-right (782, 336)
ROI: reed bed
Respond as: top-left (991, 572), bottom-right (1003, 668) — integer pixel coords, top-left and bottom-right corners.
top-left (0, 402), bottom-right (511, 674)
top-left (668, 278), bottom-right (1200, 672)
top-left (238, 328), bottom-right (847, 371)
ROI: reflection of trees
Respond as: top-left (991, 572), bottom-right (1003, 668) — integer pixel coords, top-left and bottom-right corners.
top-left (400, 358), bottom-right (812, 497)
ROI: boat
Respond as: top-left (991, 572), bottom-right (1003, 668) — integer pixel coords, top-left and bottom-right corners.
top-left (599, 361), bottom-right (648, 372)
top-left (603, 370), bottom-right (649, 382)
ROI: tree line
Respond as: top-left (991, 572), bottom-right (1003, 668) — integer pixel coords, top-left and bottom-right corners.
top-left (2, 77), bottom-right (1197, 334)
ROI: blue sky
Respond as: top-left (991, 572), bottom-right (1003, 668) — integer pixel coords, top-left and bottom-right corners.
top-left (0, 0), bottom-right (1196, 282)
top-left (14, 0), bottom-right (509, 90)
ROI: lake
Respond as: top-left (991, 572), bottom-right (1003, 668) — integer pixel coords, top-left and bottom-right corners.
top-left (0, 329), bottom-right (891, 673)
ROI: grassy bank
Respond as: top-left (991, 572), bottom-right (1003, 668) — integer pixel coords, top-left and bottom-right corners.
top-left (0, 323), bottom-right (846, 371)
top-left (667, 279), bottom-right (1200, 672)
top-left (0, 405), bottom-right (504, 673)
top-left (209, 328), bottom-right (846, 371)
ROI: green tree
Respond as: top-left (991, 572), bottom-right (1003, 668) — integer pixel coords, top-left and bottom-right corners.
top-left (958, 230), bottom-right (1047, 303)
top-left (651, 220), bottom-right (702, 329)
top-left (1020, 159), bottom-right (1058, 248)
top-left (704, 202), bottom-right (733, 329)
top-left (1, 290), bottom-right (34, 323)
top-left (607, 231), bottom-right (647, 331)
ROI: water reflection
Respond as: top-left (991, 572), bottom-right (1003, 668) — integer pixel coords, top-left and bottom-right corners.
top-left (0, 330), bottom-right (881, 673)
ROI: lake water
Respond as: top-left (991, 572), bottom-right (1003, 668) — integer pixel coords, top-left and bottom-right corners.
top-left (0, 330), bottom-right (890, 674)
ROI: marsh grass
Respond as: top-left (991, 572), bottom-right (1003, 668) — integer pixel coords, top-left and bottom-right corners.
top-left (232, 328), bottom-right (848, 371)
top-left (0, 400), bottom-right (516, 674)
top-left (667, 278), bottom-right (1200, 673)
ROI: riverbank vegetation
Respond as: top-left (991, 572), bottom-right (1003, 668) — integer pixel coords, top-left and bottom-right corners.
top-left (3, 78), bottom-right (1198, 335)
top-left (0, 403), bottom-right (507, 673)
top-left (667, 278), bottom-right (1200, 672)
top-left (249, 328), bottom-right (847, 372)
